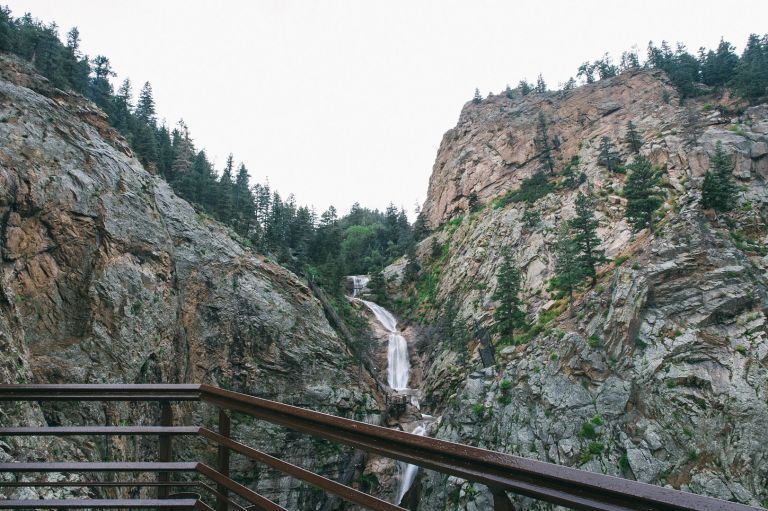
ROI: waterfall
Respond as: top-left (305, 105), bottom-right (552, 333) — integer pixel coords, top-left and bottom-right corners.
top-left (352, 285), bottom-right (430, 505)
top-left (350, 275), bottom-right (370, 298)
top-left (395, 425), bottom-right (427, 505)
top-left (358, 300), bottom-right (410, 390)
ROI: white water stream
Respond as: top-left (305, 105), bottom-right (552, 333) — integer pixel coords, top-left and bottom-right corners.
top-left (349, 275), bottom-right (429, 505)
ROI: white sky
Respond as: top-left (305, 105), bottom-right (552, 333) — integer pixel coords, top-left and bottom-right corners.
top-left (7, 1), bottom-right (768, 218)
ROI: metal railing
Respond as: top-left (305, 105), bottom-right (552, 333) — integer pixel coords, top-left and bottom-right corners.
top-left (0, 384), bottom-right (762, 511)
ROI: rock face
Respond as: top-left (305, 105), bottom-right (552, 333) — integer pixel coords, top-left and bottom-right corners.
top-left (0, 54), bottom-right (379, 507)
top-left (403, 72), bottom-right (768, 508)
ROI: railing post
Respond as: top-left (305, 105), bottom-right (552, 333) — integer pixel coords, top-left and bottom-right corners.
top-left (157, 401), bottom-right (173, 499)
top-left (491, 487), bottom-right (516, 511)
top-left (216, 409), bottom-right (231, 511)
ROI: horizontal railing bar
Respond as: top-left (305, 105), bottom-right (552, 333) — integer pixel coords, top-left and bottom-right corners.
top-left (200, 385), bottom-right (760, 511)
top-left (199, 428), bottom-right (404, 511)
top-left (0, 499), bottom-right (198, 509)
top-left (196, 464), bottom-right (288, 511)
top-left (0, 481), bottom-right (201, 488)
top-left (0, 426), bottom-right (200, 436)
top-left (0, 384), bottom-right (201, 401)
top-left (0, 462), bottom-right (198, 472)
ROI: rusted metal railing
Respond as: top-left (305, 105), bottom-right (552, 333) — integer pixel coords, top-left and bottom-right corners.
top-left (0, 384), bottom-right (762, 511)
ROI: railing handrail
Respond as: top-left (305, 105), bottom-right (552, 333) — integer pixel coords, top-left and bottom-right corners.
top-left (0, 384), bottom-right (762, 511)
top-left (0, 384), bottom-right (201, 401)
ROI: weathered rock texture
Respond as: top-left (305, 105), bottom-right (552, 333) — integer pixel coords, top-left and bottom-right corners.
top-left (0, 54), bottom-right (379, 507)
top-left (403, 72), bottom-right (768, 509)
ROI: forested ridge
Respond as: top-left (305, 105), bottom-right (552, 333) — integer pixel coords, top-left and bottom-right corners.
top-left (2, 4), bottom-right (767, 302)
top-left (0, 5), bottom-right (419, 298)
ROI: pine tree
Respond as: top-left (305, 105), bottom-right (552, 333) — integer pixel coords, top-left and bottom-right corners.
top-left (491, 250), bottom-right (526, 343)
top-left (570, 192), bottom-right (605, 286)
top-left (701, 141), bottom-right (737, 212)
top-left (535, 112), bottom-right (554, 173)
top-left (731, 34), bottom-right (768, 99)
top-left (217, 154), bottom-right (235, 222)
top-left (597, 137), bottom-right (621, 172)
top-left (472, 88), bottom-right (482, 104)
top-left (136, 82), bottom-right (157, 127)
top-left (368, 270), bottom-right (388, 306)
top-left (624, 155), bottom-right (664, 232)
top-left (624, 121), bottom-right (643, 153)
top-left (518, 80), bottom-right (532, 96)
top-left (553, 224), bottom-right (582, 301)
top-left (233, 163), bottom-right (255, 236)
top-left (504, 85), bottom-right (514, 99)
top-left (535, 74), bottom-right (547, 93)
top-left (404, 241), bottom-right (420, 283)
top-left (683, 107), bottom-right (703, 148)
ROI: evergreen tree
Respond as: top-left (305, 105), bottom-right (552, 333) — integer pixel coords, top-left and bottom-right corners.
top-left (467, 191), bottom-right (480, 212)
top-left (577, 62), bottom-right (595, 84)
top-left (491, 250), bottom-right (526, 343)
top-left (624, 121), bottom-right (643, 154)
top-left (699, 38), bottom-right (739, 87)
top-left (136, 82), bottom-right (157, 127)
top-left (620, 49), bottom-right (640, 71)
top-left (553, 224), bottom-right (582, 301)
top-left (570, 192), bottom-right (605, 286)
top-left (472, 88), bottom-right (482, 104)
top-left (88, 55), bottom-right (115, 112)
top-left (404, 241), bottom-right (420, 283)
top-left (683, 107), bottom-right (703, 148)
top-left (731, 34), bottom-right (768, 100)
top-left (701, 142), bottom-right (737, 212)
top-left (597, 136), bottom-right (621, 172)
top-left (368, 270), bottom-right (388, 306)
top-left (216, 154), bottom-right (235, 222)
top-left (535, 73), bottom-right (547, 93)
top-left (233, 163), bottom-right (255, 236)
top-left (504, 85), bottom-right (514, 99)
top-left (518, 80), bottom-right (532, 95)
top-left (534, 112), bottom-right (554, 173)
top-left (623, 155), bottom-right (664, 232)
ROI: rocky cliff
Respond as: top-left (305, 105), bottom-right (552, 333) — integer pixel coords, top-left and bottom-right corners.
top-left (0, 54), bottom-right (379, 507)
top-left (402, 71), bottom-right (768, 508)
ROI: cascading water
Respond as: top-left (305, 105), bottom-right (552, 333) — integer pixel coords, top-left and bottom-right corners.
top-left (350, 275), bottom-right (370, 298)
top-left (394, 424), bottom-right (427, 504)
top-left (350, 283), bottom-right (430, 505)
top-left (358, 300), bottom-right (410, 390)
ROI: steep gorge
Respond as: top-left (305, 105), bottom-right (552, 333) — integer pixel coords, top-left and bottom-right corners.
top-left (0, 54), bottom-right (380, 508)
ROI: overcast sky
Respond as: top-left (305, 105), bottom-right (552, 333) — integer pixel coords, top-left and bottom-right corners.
top-left (7, 1), bottom-right (768, 217)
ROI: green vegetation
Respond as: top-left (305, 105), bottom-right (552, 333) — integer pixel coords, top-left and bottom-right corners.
top-left (571, 192), bottom-right (606, 286)
top-left (0, 6), bottom-right (419, 304)
top-left (597, 137), bottom-right (622, 172)
top-left (552, 224), bottom-right (581, 301)
top-left (491, 250), bottom-right (527, 344)
top-left (472, 87), bottom-right (482, 104)
top-left (701, 141), bottom-right (737, 212)
top-left (496, 172), bottom-right (555, 208)
top-left (623, 156), bottom-right (664, 232)
top-left (614, 255), bottom-right (629, 267)
top-left (534, 112), bottom-right (555, 173)
top-left (624, 121), bottom-right (643, 153)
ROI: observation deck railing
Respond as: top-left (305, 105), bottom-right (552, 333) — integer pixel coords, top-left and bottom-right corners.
top-left (0, 384), bottom-right (762, 511)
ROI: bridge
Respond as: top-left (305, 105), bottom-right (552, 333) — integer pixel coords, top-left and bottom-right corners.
top-left (0, 384), bottom-right (761, 510)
